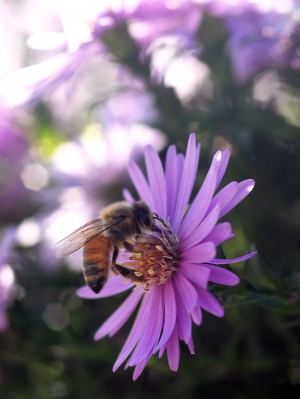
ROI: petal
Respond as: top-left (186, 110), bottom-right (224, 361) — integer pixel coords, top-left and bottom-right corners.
top-left (167, 324), bottom-right (180, 371)
top-left (178, 263), bottom-right (210, 289)
top-left (145, 145), bottom-right (167, 219)
top-left (155, 279), bottom-right (177, 351)
top-left (128, 287), bottom-right (163, 366)
top-left (174, 282), bottom-right (192, 343)
top-left (127, 160), bottom-right (153, 209)
top-left (158, 341), bottom-right (168, 358)
top-left (180, 204), bottom-right (220, 250)
top-left (172, 134), bottom-right (198, 232)
top-left (180, 241), bottom-right (216, 263)
top-left (220, 179), bottom-right (255, 219)
top-left (191, 307), bottom-right (202, 325)
top-left (174, 273), bottom-right (198, 312)
top-left (203, 222), bottom-right (233, 246)
top-left (113, 293), bottom-right (150, 371)
top-left (215, 149), bottom-right (230, 189)
top-left (179, 151), bottom-right (222, 240)
top-left (203, 264), bottom-right (240, 286)
top-left (76, 277), bottom-right (134, 299)
top-left (122, 188), bottom-right (135, 203)
top-left (187, 335), bottom-right (195, 354)
top-left (196, 286), bottom-right (224, 317)
top-left (165, 144), bottom-right (178, 220)
top-left (169, 152), bottom-right (185, 224)
top-left (206, 182), bottom-right (237, 217)
top-left (132, 357), bottom-right (149, 381)
top-left (211, 251), bottom-right (257, 264)
top-left (94, 289), bottom-right (143, 340)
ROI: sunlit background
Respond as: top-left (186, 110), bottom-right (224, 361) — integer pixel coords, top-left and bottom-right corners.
top-left (1, 0), bottom-right (300, 397)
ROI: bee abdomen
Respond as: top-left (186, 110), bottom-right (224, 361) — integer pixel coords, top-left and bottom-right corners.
top-left (82, 235), bottom-right (111, 294)
top-left (82, 263), bottom-right (106, 294)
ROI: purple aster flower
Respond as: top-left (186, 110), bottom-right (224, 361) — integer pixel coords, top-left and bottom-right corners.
top-left (77, 133), bottom-right (255, 379)
top-left (0, 112), bottom-right (40, 223)
top-left (225, 10), bottom-right (293, 82)
top-left (93, 0), bottom-right (202, 53)
top-left (201, 0), bottom-right (294, 15)
top-left (0, 43), bottom-right (101, 109)
top-left (0, 0), bottom-right (202, 109)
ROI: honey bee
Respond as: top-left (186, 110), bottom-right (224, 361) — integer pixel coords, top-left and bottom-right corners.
top-left (54, 200), bottom-right (160, 293)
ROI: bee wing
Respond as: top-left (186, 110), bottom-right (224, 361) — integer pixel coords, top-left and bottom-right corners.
top-left (53, 218), bottom-right (121, 258)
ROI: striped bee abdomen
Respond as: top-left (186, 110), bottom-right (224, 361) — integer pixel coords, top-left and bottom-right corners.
top-left (82, 235), bottom-right (112, 294)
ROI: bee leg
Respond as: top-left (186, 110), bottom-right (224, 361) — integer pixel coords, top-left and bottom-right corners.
top-left (152, 213), bottom-right (172, 234)
top-left (110, 230), bottom-right (141, 254)
top-left (111, 245), bottom-right (120, 275)
top-left (114, 263), bottom-right (145, 283)
top-left (111, 245), bottom-right (144, 283)
top-left (110, 230), bottom-right (134, 252)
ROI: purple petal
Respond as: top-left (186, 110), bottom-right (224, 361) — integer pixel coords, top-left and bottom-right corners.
top-left (215, 149), bottom-right (230, 189)
top-left (196, 286), bottom-right (224, 317)
top-left (127, 160), bottom-right (153, 209)
top-left (203, 222), bottom-right (234, 246)
top-left (128, 287), bottom-right (163, 366)
top-left (77, 277), bottom-right (134, 299)
top-left (132, 357), bottom-right (149, 381)
top-left (174, 273), bottom-right (198, 312)
top-left (220, 179), bottom-right (255, 219)
top-left (155, 279), bottom-right (176, 351)
top-left (165, 144), bottom-right (178, 220)
top-left (174, 283), bottom-right (192, 343)
top-left (180, 204), bottom-right (220, 250)
top-left (113, 293), bottom-right (151, 371)
top-left (191, 307), bottom-right (202, 325)
top-left (187, 336), bottom-right (195, 354)
top-left (210, 251), bottom-right (257, 264)
top-left (0, 226), bottom-right (17, 253)
top-left (145, 145), bottom-right (167, 219)
top-left (180, 241), bottom-right (216, 263)
top-left (158, 341), bottom-right (167, 358)
top-left (167, 324), bottom-right (180, 371)
top-left (122, 188), bottom-right (135, 203)
top-left (172, 134), bottom-right (199, 232)
top-left (178, 263), bottom-right (210, 289)
top-left (169, 152), bottom-right (185, 224)
top-left (176, 153), bottom-right (185, 183)
top-left (203, 264), bottom-right (240, 286)
top-left (179, 151), bottom-right (222, 240)
top-left (94, 289), bottom-right (143, 340)
top-left (206, 182), bottom-right (237, 217)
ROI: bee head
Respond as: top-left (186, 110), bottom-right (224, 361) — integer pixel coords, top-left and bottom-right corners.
top-left (135, 200), bottom-right (155, 232)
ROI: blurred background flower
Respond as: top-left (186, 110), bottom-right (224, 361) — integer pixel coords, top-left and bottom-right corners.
top-left (1, 0), bottom-right (300, 397)
top-left (0, 227), bottom-right (17, 331)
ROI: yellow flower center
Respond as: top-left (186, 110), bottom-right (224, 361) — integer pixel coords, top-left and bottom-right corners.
top-left (122, 229), bottom-right (179, 290)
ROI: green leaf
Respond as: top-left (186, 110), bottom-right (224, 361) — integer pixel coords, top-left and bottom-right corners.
top-left (245, 253), bottom-right (284, 293)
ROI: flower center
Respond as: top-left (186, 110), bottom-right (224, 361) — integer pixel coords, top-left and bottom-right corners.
top-left (122, 228), bottom-right (179, 290)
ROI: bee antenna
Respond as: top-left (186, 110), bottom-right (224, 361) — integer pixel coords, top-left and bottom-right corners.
top-left (152, 213), bottom-right (172, 234)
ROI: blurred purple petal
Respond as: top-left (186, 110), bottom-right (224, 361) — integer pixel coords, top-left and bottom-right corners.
top-left (77, 277), bottom-right (134, 299)
top-left (94, 289), bottom-right (143, 340)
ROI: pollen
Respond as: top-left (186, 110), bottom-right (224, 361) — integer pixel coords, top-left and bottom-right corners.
top-left (122, 227), bottom-right (179, 290)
